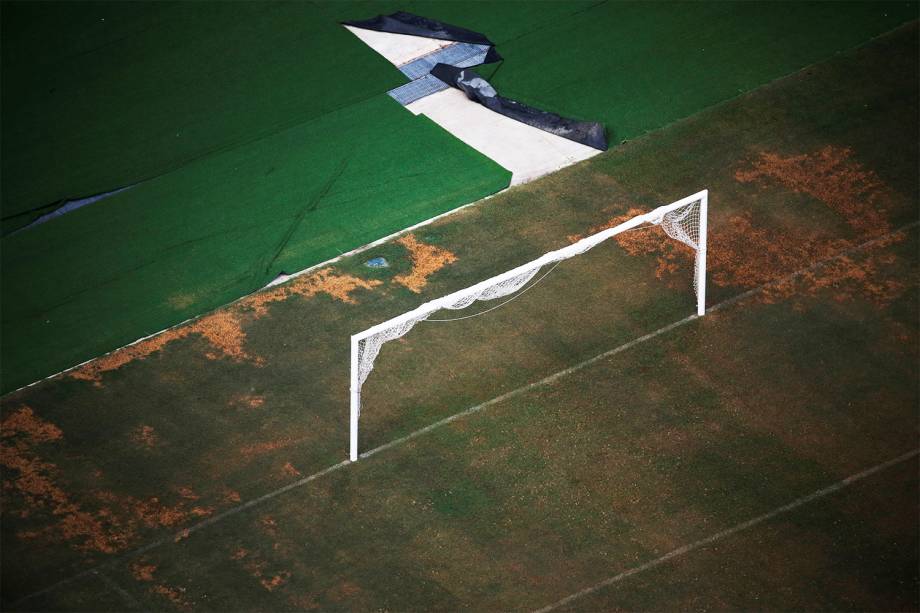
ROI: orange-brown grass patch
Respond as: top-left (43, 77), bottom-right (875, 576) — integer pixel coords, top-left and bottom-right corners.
top-left (569, 208), bottom-right (695, 287)
top-left (151, 584), bottom-right (191, 610)
top-left (132, 425), bottom-right (159, 449)
top-left (230, 546), bottom-right (291, 592)
top-left (176, 486), bottom-right (199, 501)
top-left (393, 234), bottom-right (458, 293)
top-left (707, 213), bottom-right (848, 289)
top-left (241, 268), bottom-right (382, 317)
top-left (222, 488), bottom-right (242, 504)
top-left (70, 310), bottom-right (259, 384)
top-left (568, 202), bottom-right (905, 310)
top-left (130, 561), bottom-right (157, 582)
top-left (239, 436), bottom-right (306, 458)
top-left (735, 146), bottom-right (891, 236)
top-left (1, 407), bottom-right (131, 553)
top-left (281, 462), bottom-right (302, 477)
top-left (2, 409), bottom-right (245, 555)
top-left (174, 528), bottom-right (190, 542)
top-left (231, 394), bottom-right (265, 410)
top-left (762, 233), bottom-right (909, 307)
top-left (1, 406), bottom-right (63, 443)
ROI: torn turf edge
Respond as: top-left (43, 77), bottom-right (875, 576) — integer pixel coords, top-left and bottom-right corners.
top-left (430, 63), bottom-right (608, 151)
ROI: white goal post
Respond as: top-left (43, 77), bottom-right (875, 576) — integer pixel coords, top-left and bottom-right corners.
top-left (349, 190), bottom-right (708, 461)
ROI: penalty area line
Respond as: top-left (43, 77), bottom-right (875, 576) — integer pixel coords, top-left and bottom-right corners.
top-left (533, 448), bottom-right (920, 613)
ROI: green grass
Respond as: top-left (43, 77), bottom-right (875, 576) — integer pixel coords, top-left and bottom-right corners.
top-left (1, 21), bottom-right (917, 611)
top-left (2, 1), bottom-right (916, 395)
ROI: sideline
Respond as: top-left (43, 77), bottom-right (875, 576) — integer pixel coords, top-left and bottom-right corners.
top-left (533, 448), bottom-right (920, 613)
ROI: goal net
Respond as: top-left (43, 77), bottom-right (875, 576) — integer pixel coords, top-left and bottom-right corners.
top-left (349, 190), bottom-right (708, 461)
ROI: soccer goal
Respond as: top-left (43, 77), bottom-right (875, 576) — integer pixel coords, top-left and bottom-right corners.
top-left (349, 189), bottom-right (708, 461)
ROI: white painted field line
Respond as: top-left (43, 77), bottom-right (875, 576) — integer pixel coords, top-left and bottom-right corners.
top-left (93, 569), bottom-right (140, 611)
top-left (533, 448), bottom-right (920, 613)
top-left (10, 222), bottom-right (917, 608)
top-left (8, 188), bottom-right (506, 395)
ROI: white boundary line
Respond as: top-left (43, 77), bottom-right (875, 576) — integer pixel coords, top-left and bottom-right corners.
top-left (6, 188), bottom-right (507, 396)
top-left (533, 448), bottom-right (920, 613)
top-left (10, 221), bottom-right (916, 608)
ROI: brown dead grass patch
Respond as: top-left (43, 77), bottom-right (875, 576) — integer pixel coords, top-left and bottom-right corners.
top-left (70, 310), bottom-right (258, 384)
top-left (242, 268), bottom-right (382, 317)
top-left (231, 394), bottom-right (265, 410)
top-left (132, 425), bottom-right (158, 449)
top-left (1, 407), bottom-right (131, 553)
top-left (223, 488), bottom-right (242, 504)
top-left (571, 165), bottom-right (902, 308)
top-left (130, 561), bottom-right (157, 582)
top-left (735, 146), bottom-right (891, 236)
top-left (569, 208), bottom-right (695, 288)
top-left (393, 234), bottom-right (458, 293)
top-left (281, 462), bottom-right (302, 477)
top-left (230, 546), bottom-right (291, 592)
top-left (239, 436), bottom-right (306, 458)
top-left (151, 584), bottom-right (191, 610)
top-left (762, 232), bottom-right (909, 307)
top-left (1, 409), bottom-right (224, 554)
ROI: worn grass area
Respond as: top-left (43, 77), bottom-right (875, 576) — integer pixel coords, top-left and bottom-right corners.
top-left (1, 23), bottom-right (917, 611)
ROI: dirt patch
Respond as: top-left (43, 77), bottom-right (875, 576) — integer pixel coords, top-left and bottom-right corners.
top-left (735, 146), bottom-right (891, 236)
top-left (393, 234), bottom-right (458, 293)
top-left (241, 268), bottom-right (382, 317)
top-left (132, 425), bottom-right (158, 449)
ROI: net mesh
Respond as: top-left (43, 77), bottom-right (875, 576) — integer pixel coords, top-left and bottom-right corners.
top-left (658, 202), bottom-right (701, 293)
top-left (354, 197), bottom-right (703, 412)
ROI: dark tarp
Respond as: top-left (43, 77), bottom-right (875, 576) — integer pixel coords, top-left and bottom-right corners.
top-left (342, 11), bottom-right (502, 64)
top-left (430, 63), bottom-right (608, 151)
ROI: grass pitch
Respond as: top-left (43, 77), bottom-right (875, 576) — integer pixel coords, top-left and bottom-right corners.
top-left (1, 21), bottom-right (918, 612)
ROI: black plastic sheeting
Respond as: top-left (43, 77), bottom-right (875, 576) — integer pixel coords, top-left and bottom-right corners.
top-left (431, 63), bottom-right (608, 151)
top-left (343, 11), bottom-right (502, 64)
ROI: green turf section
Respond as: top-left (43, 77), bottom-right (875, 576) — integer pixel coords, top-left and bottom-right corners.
top-left (0, 1), bottom-right (410, 220)
top-left (0, 96), bottom-right (511, 394)
top-left (1, 2), bottom-right (915, 395)
top-left (487, 1), bottom-right (919, 141)
top-left (1, 23), bottom-right (917, 609)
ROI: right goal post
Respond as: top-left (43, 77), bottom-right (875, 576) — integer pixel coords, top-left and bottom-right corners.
top-left (349, 189), bottom-right (708, 461)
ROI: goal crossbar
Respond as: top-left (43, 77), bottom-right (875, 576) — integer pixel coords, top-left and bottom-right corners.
top-left (349, 189), bottom-right (708, 461)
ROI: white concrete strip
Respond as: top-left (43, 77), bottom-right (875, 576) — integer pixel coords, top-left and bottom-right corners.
top-left (533, 448), bottom-right (920, 613)
top-left (344, 24), bottom-right (602, 185)
top-left (344, 25), bottom-right (453, 67)
top-left (12, 222), bottom-right (916, 608)
top-left (407, 88), bottom-right (601, 185)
